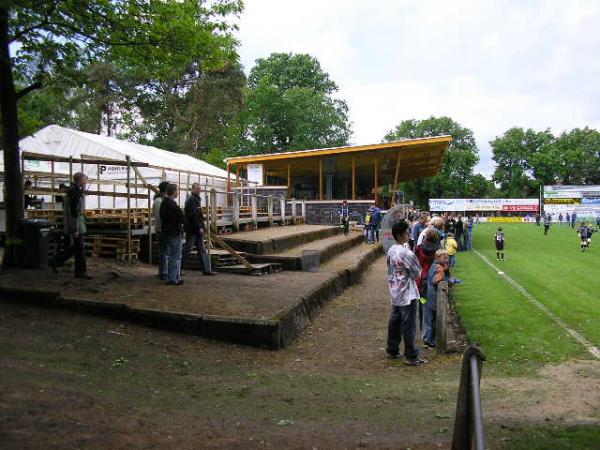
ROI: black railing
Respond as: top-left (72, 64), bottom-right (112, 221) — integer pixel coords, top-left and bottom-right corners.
top-left (451, 345), bottom-right (486, 450)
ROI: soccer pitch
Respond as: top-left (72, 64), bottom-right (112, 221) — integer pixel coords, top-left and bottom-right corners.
top-left (452, 222), bottom-right (599, 374)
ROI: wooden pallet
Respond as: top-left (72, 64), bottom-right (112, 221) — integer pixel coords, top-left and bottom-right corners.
top-left (85, 235), bottom-right (140, 260)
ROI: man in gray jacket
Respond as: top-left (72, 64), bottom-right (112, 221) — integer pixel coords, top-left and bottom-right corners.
top-left (52, 172), bottom-right (91, 279)
top-left (152, 181), bottom-right (169, 280)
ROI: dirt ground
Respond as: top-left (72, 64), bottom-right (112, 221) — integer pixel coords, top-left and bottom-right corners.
top-left (1, 258), bottom-right (598, 449)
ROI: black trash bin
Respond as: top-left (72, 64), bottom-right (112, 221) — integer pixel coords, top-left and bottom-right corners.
top-left (17, 218), bottom-right (51, 269)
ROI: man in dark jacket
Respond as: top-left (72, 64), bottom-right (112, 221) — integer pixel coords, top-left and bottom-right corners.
top-left (51, 172), bottom-right (91, 279)
top-left (160, 184), bottom-right (185, 285)
top-left (181, 183), bottom-right (215, 276)
top-left (454, 215), bottom-right (464, 251)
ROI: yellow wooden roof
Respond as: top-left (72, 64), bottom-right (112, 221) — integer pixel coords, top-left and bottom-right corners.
top-left (226, 135), bottom-right (451, 165)
top-left (225, 135), bottom-right (452, 183)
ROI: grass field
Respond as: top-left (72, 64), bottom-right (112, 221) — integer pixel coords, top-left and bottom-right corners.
top-left (453, 222), bottom-right (599, 375)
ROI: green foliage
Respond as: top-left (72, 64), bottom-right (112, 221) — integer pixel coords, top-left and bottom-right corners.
top-left (242, 52), bottom-right (352, 154)
top-left (491, 126), bottom-right (600, 196)
top-left (384, 116), bottom-right (480, 207)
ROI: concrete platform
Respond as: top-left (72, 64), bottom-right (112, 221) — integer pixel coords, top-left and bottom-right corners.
top-left (0, 241), bottom-right (382, 349)
top-left (221, 224), bottom-right (339, 255)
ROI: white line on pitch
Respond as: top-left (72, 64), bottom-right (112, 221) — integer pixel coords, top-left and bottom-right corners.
top-left (473, 249), bottom-right (600, 359)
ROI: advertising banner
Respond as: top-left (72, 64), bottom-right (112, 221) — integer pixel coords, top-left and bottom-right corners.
top-left (543, 185), bottom-right (600, 219)
top-left (429, 198), bottom-right (539, 212)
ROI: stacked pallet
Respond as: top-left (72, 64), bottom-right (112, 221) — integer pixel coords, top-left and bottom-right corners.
top-left (85, 235), bottom-right (141, 261)
top-left (26, 208), bottom-right (151, 230)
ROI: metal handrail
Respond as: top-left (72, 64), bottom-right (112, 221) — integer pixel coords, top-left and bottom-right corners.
top-left (451, 345), bottom-right (486, 450)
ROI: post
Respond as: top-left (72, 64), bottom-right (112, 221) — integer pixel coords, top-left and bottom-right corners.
top-left (96, 163), bottom-right (101, 209)
top-left (268, 194), bottom-right (274, 226)
top-left (226, 163), bottom-right (231, 207)
top-left (134, 170), bottom-right (138, 209)
top-left (291, 198), bottom-right (297, 224)
top-left (147, 188), bottom-right (152, 264)
top-left (205, 190), bottom-right (211, 264)
top-left (210, 188), bottom-right (218, 232)
top-left (319, 158), bottom-right (323, 200)
top-left (126, 156), bottom-right (132, 264)
top-left (251, 193), bottom-right (258, 228)
top-left (68, 156), bottom-right (73, 182)
top-left (177, 170), bottom-right (181, 205)
top-left (280, 195), bottom-right (286, 224)
top-left (374, 157), bottom-right (379, 205)
top-left (351, 157), bottom-right (356, 200)
top-left (232, 190), bottom-right (240, 232)
top-left (51, 161), bottom-right (55, 209)
top-left (436, 281), bottom-right (449, 352)
top-left (287, 163), bottom-right (291, 197)
top-left (236, 165), bottom-right (240, 188)
top-left (301, 201), bottom-right (306, 223)
top-left (451, 346), bottom-right (486, 450)
top-left (393, 152), bottom-right (401, 205)
top-left (112, 183), bottom-right (116, 208)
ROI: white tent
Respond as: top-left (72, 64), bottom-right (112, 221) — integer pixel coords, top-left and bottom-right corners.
top-left (9, 125), bottom-right (238, 209)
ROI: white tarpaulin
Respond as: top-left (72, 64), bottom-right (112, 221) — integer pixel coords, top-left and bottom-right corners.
top-left (429, 198), bottom-right (539, 212)
top-left (7, 125), bottom-right (236, 208)
top-left (544, 185), bottom-right (600, 219)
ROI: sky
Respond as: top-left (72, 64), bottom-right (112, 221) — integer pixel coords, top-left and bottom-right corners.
top-left (236, 0), bottom-right (600, 177)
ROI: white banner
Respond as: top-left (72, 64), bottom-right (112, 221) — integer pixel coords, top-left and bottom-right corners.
top-left (429, 198), bottom-right (539, 212)
top-left (247, 163), bottom-right (263, 185)
top-left (544, 185), bottom-right (600, 218)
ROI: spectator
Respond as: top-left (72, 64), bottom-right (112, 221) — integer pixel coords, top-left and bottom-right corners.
top-left (339, 200), bottom-right (350, 236)
top-left (454, 215), bottom-right (464, 251)
top-left (24, 179), bottom-right (33, 209)
top-left (464, 215), bottom-right (474, 250)
top-left (152, 181), bottom-right (169, 280)
top-left (366, 202), bottom-right (382, 244)
top-left (51, 172), bottom-right (91, 279)
top-left (160, 184), bottom-right (185, 285)
top-left (571, 212), bottom-right (577, 229)
top-left (410, 212), bottom-right (428, 250)
top-left (444, 232), bottom-right (458, 267)
top-left (422, 249), bottom-right (451, 348)
top-left (181, 183), bottom-right (216, 276)
top-left (386, 219), bottom-right (426, 366)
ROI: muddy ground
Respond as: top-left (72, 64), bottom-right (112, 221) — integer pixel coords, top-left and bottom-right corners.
top-left (1, 258), bottom-right (598, 449)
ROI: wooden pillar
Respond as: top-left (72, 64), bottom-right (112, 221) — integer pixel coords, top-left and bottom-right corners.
top-left (393, 152), bottom-right (401, 206)
top-left (351, 157), bottom-right (356, 200)
top-left (51, 161), bottom-right (55, 209)
top-left (236, 165), bottom-right (240, 188)
top-left (96, 163), bottom-right (101, 209)
top-left (374, 157), bottom-right (379, 205)
top-left (226, 163), bottom-right (231, 206)
top-left (319, 158), bottom-right (323, 200)
top-left (126, 156), bottom-right (132, 264)
top-left (286, 163), bottom-right (291, 197)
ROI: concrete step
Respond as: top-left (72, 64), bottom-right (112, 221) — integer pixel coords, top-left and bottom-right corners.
top-left (221, 225), bottom-right (340, 255)
top-left (249, 231), bottom-right (365, 271)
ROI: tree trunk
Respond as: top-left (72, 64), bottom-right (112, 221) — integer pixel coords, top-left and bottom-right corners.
top-left (0, 7), bottom-right (25, 268)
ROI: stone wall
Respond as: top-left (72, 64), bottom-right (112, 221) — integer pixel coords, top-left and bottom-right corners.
top-left (304, 201), bottom-right (373, 225)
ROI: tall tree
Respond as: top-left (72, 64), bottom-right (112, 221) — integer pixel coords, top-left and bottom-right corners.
top-left (384, 116), bottom-right (480, 207)
top-left (490, 127), bottom-right (555, 197)
top-left (242, 52), bottom-right (351, 154)
top-left (0, 0), bottom-right (242, 267)
top-left (552, 127), bottom-right (600, 185)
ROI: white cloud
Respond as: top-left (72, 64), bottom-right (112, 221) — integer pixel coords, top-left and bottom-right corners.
top-left (238, 0), bottom-right (600, 177)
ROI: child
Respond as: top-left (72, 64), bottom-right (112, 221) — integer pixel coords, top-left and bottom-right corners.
top-left (495, 227), bottom-right (505, 261)
top-left (444, 232), bottom-right (458, 267)
top-left (386, 219), bottom-right (426, 366)
top-left (423, 249), bottom-right (451, 348)
top-left (578, 223), bottom-right (590, 252)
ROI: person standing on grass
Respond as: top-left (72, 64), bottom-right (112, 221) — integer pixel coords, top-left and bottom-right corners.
top-left (160, 184), bottom-right (185, 286)
top-left (386, 219), bottom-right (426, 366)
top-left (566, 212), bottom-right (571, 227)
top-left (422, 249), bottom-right (451, 349)
top-left (559, 212), bottom-right (563, 225)
top-left (544, 213), bottom-right (552, 235)
top-left (495, 227), bottom-right (506, 261)
top-left (578, 223), bottom-right (590, 252)
top-left (181, 183), bottom-right (216, 276)
top-left (51, 172), bottom-right (91, 279)
top-left (454, 215), bottom-right (464, 251)
top-left (571, 212), bottom-right (577, 229)
top-left (464, 215), bottom-right (474, 250)
top-left (152, 181), bottom-right (169, 280)
top-left (444, 232), bottom-right (458, 267)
